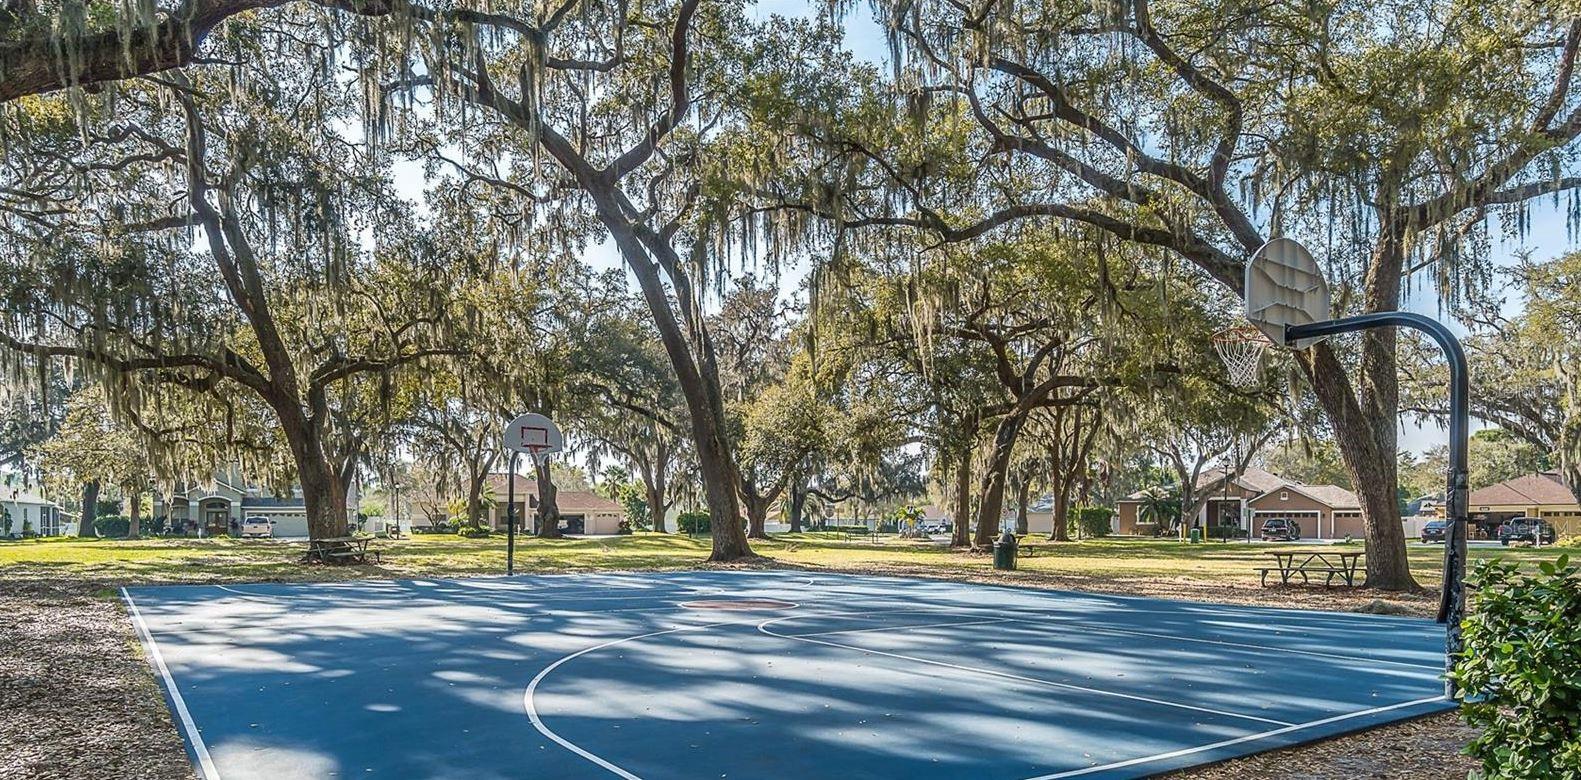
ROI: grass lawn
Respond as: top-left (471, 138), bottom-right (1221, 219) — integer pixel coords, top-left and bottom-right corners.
top-left (1, 531), bottom-right (1571, 592)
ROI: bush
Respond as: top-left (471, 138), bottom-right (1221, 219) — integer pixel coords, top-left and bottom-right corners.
top-left (1133, 521), bottom-right (1160, 537)
top-left (94, 515), bottom-right (131, 538)
top-left (458, 527), bottom-right (492, 538)
top-left (1207, 524), bottom-right (1248, 541)
top-left (877, 519), bottom-right (900, 534)
top-left (617, 519), bottom-right (634, 535)
top-left (677, 511), bottom-right (711, 535)
top-left (1449, 556), bottom-right (1581, 776)
top-left (1074, 507), bottom-right (1113, 538)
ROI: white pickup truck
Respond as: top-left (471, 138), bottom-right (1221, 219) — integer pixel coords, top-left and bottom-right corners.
top-left (240, 516), bottom-right (276, 538)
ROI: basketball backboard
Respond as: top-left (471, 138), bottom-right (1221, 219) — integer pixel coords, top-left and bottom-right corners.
top-left (1245, 237), bottom-right (1332, 349)
top-left (503, 413), bottom-right (564, 457)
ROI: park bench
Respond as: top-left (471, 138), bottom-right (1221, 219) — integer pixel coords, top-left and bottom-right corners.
top-left (1257, 549), bottom-right (1364, 588)
top-left (303, 536), bottom-right (381, 565)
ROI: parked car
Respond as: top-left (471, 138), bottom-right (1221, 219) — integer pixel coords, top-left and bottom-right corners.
top-left (1420, 520), bottom-right (1447, 544)
top-left (919, 520), bottom-right (950, 535)
top-left (1259, 517), bottom-right (1301, 542)
top-left (240, 516), bottom-right (276, 538)
top-left (1497, 517), bottom-right (1556, 546)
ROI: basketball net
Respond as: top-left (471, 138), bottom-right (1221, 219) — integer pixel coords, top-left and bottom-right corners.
top-left (1212, 325), bottom-right (1274, 388)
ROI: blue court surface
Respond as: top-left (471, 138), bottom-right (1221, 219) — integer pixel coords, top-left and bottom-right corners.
top-left (123, 570), bottom-right (1452, 779)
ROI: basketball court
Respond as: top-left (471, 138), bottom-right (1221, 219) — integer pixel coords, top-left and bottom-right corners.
top-left (125, 570), bottom-right (1451, 779)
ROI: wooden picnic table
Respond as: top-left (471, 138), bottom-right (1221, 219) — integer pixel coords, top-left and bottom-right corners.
top-left (303, 536), bottom-right (380, 565)
top-left (1257, 549), bottom-right (1364, 588)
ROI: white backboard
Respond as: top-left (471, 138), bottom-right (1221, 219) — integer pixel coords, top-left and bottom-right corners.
top-left (1245, 237), bottom-right (1332, 349)
top-left (503, 413), bottom-right (564, 456)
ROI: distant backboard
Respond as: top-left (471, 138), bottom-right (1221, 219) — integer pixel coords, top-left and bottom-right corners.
top-left (503, 413), bottom-right (564, 457)
top-left (1245, 237), bottom-right (1332, 349)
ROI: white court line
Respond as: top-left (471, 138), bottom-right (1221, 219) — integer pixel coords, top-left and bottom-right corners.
top-left (122, 588), bottom-right (221, 780)
top-left (757, 616), bottom-right (1295, 727)
top-left (521, 602), bottom-right (800, 779)
top-left (1022, 694), bottom-right (1448, 779)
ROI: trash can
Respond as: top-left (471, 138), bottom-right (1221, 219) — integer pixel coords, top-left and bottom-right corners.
top-left (993, 529), bottom-right (1018, 570)
top-left (1188, 527), bottom-right (1202, 544)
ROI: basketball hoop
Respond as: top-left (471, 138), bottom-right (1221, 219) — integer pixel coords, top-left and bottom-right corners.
top-left (1212, 325), bottom-right (1274, 387)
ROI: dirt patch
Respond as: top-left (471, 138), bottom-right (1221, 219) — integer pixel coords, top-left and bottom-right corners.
top-left (1163, 710), bottom-right (1478, 779)
top-left (0, 581), bottom-right (192, 780)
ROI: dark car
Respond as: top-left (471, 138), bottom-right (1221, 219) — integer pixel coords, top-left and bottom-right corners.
top-left (1498, 518), bottom-right (1557, 546)
top-left (1420, 520), bottom-right (1448, 543)
top-left (1260, 517), bottom-right (1301, 542)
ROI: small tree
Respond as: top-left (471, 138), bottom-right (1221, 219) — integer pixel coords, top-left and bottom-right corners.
top-left (35, 389), bottom-right (150, 538)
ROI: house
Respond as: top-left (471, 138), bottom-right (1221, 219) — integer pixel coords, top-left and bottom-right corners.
top-left (410, 473), bottom-right (626, 535)
top-left (1, 488), bottom-right (70, 537)
top-left (1116, 467), bottom-right (1366, 540)
top-left (1467, 472), bottom-right (1580, 538)
top-left (154, 472), bottom-right (360, 538)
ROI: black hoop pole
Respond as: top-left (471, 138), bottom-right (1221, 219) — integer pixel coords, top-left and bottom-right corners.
top-left (507, 451), bottom-right (519, 576)
top-left (1284, 311), bottom-right (1469, 699)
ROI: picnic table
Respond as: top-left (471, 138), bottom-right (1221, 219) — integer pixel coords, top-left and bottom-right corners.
top-left (303, 536), bottom-right (380, 565)
top-left (1257, 549), bottom-right (1364, 588)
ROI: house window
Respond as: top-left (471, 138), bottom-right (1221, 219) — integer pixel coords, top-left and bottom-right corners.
top-left (1280, 491), bottom-right (1288, 501)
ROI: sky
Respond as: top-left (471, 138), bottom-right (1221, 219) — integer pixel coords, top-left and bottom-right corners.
top-left (390, 0), bottom-right (1576, 461)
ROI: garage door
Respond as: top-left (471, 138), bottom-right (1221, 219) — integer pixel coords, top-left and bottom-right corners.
top-left (1251, 510), bottom-right (1320, 538)
top-left (267, 514), bottom-right (309, 538)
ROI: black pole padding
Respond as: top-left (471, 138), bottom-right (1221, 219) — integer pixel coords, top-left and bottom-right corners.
top-left (1285, 311), bottom-right (1470, 699)
top-left (507, 451), bottom-right (519, 576)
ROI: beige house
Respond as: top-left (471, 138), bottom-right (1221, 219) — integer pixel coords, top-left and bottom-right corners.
top-left (452, 473), bottom-right (625, 535)
top-left (1117, 466), bottom-right (1364, 540)
top-left (154, 472), bottom-right (359, 538)
top-left (1467, 472), bottom-right (1580, 538)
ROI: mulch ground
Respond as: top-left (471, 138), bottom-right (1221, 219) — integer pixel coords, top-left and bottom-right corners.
top-left (0, 566), bottom-right (1479, 780)
top-left (0, 581), bottom-right (191, 780)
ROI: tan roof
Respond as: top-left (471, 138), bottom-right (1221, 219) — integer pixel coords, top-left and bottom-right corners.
top-left (1284, 484), bottom-right (1361, 510)
top-left (484, 473), bottom-right (623, 514)
top-left (1468, 472), bottom-right (1577, 508)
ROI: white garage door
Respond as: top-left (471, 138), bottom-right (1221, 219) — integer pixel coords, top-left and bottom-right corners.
top-left (267, 514), bottom-right (309, 538)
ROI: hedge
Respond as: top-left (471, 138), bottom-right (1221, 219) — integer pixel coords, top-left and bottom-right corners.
top-left (93, 515), bottom-right (131, 538)
top-left (677, 511), bottom-right (711, 535)
top-left (1074, 507), bottom-right (1113, 538)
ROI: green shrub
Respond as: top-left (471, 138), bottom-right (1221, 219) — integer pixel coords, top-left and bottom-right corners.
top-left (458, 526), bottom-right (492, 538)
top-left (1074, 507), bottom-right (1113, 538)
top-left (94, 515), bottom-right (131, 538)
top-left (677, 511), bottom-right (711, 535)
top-left (617, 519), bottom-right (634, 535)
top-left (1207, 524), bottom-right (1248, 541)
top-left (1133, 521), bottom-right (1160, 537)
top-left (1449, 556), bottom-right (1581, 777)
top-left (877, 519), bottom-right (900, 534)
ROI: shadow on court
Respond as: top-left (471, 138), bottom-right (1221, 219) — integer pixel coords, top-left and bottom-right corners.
top-left (125, 571), bottom-right (1451, 779)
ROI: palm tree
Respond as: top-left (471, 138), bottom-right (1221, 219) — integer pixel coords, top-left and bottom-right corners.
top-left (1136, 486), bottom-right (1182, 536)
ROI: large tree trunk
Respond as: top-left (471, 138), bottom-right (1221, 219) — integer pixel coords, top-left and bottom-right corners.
top-left (952, 447), bottom-right (972, 548)
top-left (788, 484), bottom-right (806, 533)
top-left (78, 480), bottom-right (99, 537)
top-left (298, 456), bottom-right (349, 541)
top-left (645, 483), bottom-right (668, 533)
top-left (126, 487), bottom-right (141, 539)
top-left (465, 470), bottom-right (488, 531)
top-left (1050, 478), bottom-right (1072, 542)
top-left (1299, 238), bottom-right (1417, 590)
top-left (534, 457), bottom-right (562, 538)
top-left (974, 412), bottom-right (1027, 547)
top-left (1014, 478), bottom-right (1029, 535)
top-left (744, 493), bottom-right (770, 540)
top-left (604, 214), bottom-right (751, 562)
